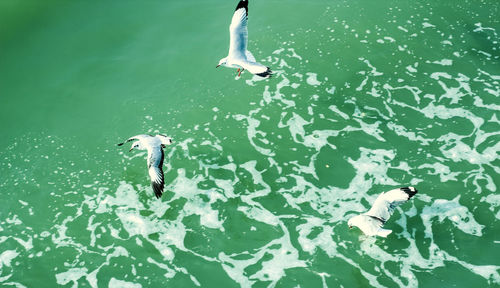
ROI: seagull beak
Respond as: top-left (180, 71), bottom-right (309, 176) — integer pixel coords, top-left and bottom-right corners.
top-left (349, 226), bottom-right (352, 229)
top-left (129, 148), bottom-right (133, 152)
top-left (216, 64), bottom-right (220, 68)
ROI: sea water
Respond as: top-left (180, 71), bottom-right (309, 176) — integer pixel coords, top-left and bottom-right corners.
top-left (0, 0), bottom-right (499, 287)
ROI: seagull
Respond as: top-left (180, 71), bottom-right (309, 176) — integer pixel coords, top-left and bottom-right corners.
top-left (347, 187), bottom-right (418, 237)
top-left (216, 0), bottom-right (272, 78)
top-left (117, 134), bottom-right (173, 199)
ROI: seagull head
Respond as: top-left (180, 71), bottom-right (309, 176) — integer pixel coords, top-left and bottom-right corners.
top-left (216, 57), bottom-right (228, 68)
top-left (347, 215), bottom-right (361, 230)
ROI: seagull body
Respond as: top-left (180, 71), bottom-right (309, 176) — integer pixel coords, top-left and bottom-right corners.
top-left (117, 134), bottom-right (173, 199)
top-left (216, 0), bottom-right (272, 78)
top-left (348, 187), bottom-right (418, 237)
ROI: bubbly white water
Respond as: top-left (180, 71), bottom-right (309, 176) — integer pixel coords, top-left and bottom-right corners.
top-left (1, 1), bottom-right (499, 287)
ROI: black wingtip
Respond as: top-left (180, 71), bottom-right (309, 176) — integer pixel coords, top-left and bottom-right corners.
top-left (400, 187), bottom-right (418, 199)
top-left (235, 0), bottom-right (248, 15)
top-left (152, 181), bottom-right (164, 199)
top-left (117, 142), bottom-right (124, 146)
top-left (256, 67), bottom-right (272, 78)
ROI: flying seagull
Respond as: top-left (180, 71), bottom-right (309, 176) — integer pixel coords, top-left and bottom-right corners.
top-left (117, 134), bottom-right (173, 199)
top-left (347, 187), bottom-right (418, 237)
top-left (216, 0), bottom-right (272, 78)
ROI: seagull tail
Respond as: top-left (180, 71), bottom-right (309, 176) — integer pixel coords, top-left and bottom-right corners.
top-left (377, 228), bottom-right (392, 238)
top-left (255, 67), bottom-right (272, 78)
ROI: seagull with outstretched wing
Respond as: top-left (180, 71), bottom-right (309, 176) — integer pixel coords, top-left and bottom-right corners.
top-left (216, 0), bottom-right (272, 78)
top-left (347, 187), bottom-right (418, 237)
top-left (117, 134), bottom-right (173, 199)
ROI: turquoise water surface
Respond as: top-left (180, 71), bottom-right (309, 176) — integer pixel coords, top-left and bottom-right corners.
top-left (1, 0), bottom-right (499, 287)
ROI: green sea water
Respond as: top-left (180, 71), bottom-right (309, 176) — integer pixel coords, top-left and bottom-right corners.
top-left (1, 0), bottom-right (499, 287)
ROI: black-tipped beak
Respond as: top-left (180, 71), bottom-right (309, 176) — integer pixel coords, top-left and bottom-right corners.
top-left (129, 148), bottom-right (133, 152)
top-left (216, 64), bottom-right (220, 68)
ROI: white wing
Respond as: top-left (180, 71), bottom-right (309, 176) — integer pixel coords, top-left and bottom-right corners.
top-left (156, 134), bottom-right (173, 146)
top-left (365, 187), bottom-right (418, 223)
top-left (147, 147), bottom-right (165, 199)
top-left (349, 215), bottom-right (393, 237)
top-left (228, 0), bottom-right (248, 60)
top-left (245, 50), bottom-right (256, 62)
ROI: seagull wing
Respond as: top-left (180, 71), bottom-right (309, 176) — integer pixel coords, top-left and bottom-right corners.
top-left (245, 50), bottom-right (256, 62)
top-left (147, 147), bottom-right (165, 199)
top-left (360, 216), bottom-right (386, 236)
top-left (365, 187), bottom-right (418, 223)
top-left (156, 134), bottom-right (173, 146)
top-left (117, 134), bottom-right (151, 146)
top-left (228, 0), bottom-right (249, 60)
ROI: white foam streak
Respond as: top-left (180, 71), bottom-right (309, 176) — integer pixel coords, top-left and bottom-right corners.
top-left (108, 278), bottom-right (142, 288)
top-left (421, 196), bottom-right (484, 236)
top-left (55, 268), bottom-right (88, 287)
top-left (219, 223), bottom-right (306, 288)
top-left (0, 250), bottom-right (19, 269)
top-left (234, 110), bottom-right (275, 156)
top-left (306, 73), bottom-right (322, 86)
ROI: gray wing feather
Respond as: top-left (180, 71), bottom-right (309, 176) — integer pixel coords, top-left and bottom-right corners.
top-left (245, 50), bottom-right (256, 62)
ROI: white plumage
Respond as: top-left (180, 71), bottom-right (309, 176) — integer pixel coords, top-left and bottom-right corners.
top-left (216, 0), bottom-right (272, 78)
top-left (117, 134), bottom-right (173, 199)
top-left (348, 187), bottom-right (418, 237)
